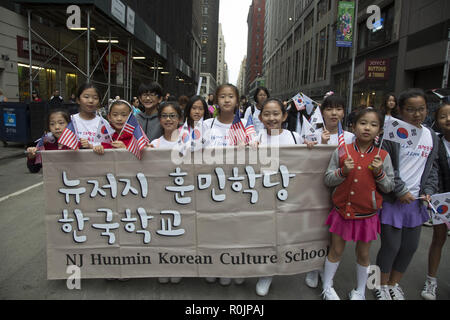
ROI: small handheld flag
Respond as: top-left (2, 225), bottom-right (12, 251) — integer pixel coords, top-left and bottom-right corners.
top-left (245, 114), bottom-right (257, 143)
top-left (383, 117), bottom-right (422, 149)
top-left (338, 121), bottom-right (347, 160)
top-left (34, 133), bottom-right (55, 164)
top-left (229, 109), bottom-right (247, 146)
top-left (58, 120), bottom-right (79, 150)
top-left (121, 113), bottom-right (149, 159)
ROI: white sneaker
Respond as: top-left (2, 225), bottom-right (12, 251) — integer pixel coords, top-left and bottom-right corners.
top-left (205, 277), bottom-right (217, 283)
top-left (170, 277), bottom-right (182, 284)
top-left (389, 284), bottom-right (406, 300)
top-left (256, 277), bottom-right (273, 297)
top-left (219, 278), bottom-right (232, 286)
top-left (322, 287), bottom-right (340, 300)
top-left (423, 220), bottom-right (433, 227)
top-left (158, 277), bottom-right (169, 284)
top-left (374, 285), bottom-right (392, 300)
top-left (421, 279), bottom-right (437, 300)
top-left (349, 289), bottom-right (365, 300)
top-left (305, 270), bottom-right (319, 288)
top-left (234, 278), bottom-right (245, 285)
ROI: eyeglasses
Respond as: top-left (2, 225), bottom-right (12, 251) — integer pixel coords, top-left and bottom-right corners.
top-left (141, 93), bottom-right (159, 99)
top-left (404, 107), bottom-right (426, 114)
top-left (160, 114), bottom-right (179, 119)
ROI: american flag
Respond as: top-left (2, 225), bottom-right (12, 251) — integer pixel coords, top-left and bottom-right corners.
top-left (338, 121), bottom-right (347, 159)
top-left (121, 113), bottom-right (149, 159)
top-left (245, 114), bottom-right (257, 143)
top-left (34, 133), bottom-right (53, 164)
top-left (58, 121), bottom-right (79, 150)
top-left (229, 109), bottom-right (247, 146)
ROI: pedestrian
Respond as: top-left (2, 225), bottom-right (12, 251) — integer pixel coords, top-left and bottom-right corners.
top-left (26, 109), bottom-right (71, 173)
top-left (374, 88), bottom-right (440, 300)
top-left (243, 87), bottom-right (270, 135)
top-left (72, 83), bottom-right (103, 150)
top-left (49, 89), bottom-right (64, 105)
top-left (420, 98), bottom-right (450, 300)
top-left (203, 84), bottom-right (246, 149)
top-left (254, 98), bottom-right (302, 296)
top-left (0, 88), bottom-right (8, 102)
top-left (381, 93), bottom-right (398, 119)
top-left (136, 82), bottom-right (163, 142)
top-left (149, 101), bottom-right (182, 151)
top-left (129, 96), bottom-right (142, 116)
top-left (184, 95), bottom-right (211, 131)
top-left (31, 90), bottom-right (42, 102)
top-left (207, 93), bottom-right (217, 116)
top-left (69, 93), bottom-right (77, 104)
top-left (304, 93), bottom-right (355, 290)
top-left (321, 108), bottom-right (395, 300)
top-left (92, 100), bottom-right (134, 155)
top-left (178, 95), bottom-right (190, 120)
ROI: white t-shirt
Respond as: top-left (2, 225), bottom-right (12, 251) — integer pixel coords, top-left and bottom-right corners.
top-left (72, 113), bottom-right (101, 146)
top-left (315, 127), bottom-right (355, 145)
top-left (203, 117), bottom-right (247, 147)
top-left (150, 136), bottom-right (178, 150)
top-left (258, 129), bottom-right (301, 146)
top-left (399, 127), bottom-right (433, 197)
top-left (244, 106), bottom-right (265, 135)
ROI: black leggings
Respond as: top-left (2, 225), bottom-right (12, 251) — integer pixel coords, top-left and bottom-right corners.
top-left (376, 224), bottom-right (422, 274)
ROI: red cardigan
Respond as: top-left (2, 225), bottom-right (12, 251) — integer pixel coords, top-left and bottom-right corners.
top-left (333, 143), bottom-right (389, 220)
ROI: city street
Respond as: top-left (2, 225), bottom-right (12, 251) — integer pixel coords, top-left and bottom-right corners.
top-left (0, 144), bottom-right (449, 301)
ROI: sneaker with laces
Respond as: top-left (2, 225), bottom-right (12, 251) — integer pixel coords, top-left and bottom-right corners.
top-left (170, 277), bottom-right (182, 284)
top-left (389, 284), bottom-right (405, 300)
top-left (349, 289), bottom-right (365, 300)
top-left (374, 286), bottom-right (392, 300)
top-left (322, 287), bottom-right (340, 300)
top-left (256, 277), bottom-right (273, 296)
top-left (305, 270), bottom-right (319, 288)
top-left (205, 277), bottom-right (217, 283)
top-left (219, 278), bottom-right (232, 286)
top-left (421, 279), bottom-right (437, 300)
top-left (158, 277), bottom-right (169, 284)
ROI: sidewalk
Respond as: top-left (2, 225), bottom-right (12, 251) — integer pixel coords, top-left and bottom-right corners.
top-left (0, 142), bottom-right (27, 161)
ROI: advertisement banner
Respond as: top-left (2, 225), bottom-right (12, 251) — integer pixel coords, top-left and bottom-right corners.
top-left (336, 1), bottom-right (355, 48)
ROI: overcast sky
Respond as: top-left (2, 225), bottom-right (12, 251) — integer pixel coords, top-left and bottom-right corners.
top-left (219, 0), bottom-right (252, 85)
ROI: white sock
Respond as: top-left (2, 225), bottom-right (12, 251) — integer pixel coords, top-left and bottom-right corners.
top-left (427, 275), bottom-right (437, 283)
top-left (356, 264), bottom-right (369, 296)
top-left (322, 257), bottom-right (340, 290)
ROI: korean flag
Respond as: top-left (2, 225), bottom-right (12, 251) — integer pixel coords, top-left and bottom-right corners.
top-left (430, 192), bottom-right (450, 227)
top-left (383, 117), bottom-right (422, 149)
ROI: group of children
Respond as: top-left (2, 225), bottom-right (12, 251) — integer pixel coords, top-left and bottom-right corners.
top-left (26, 82), bottom-right (448, 300)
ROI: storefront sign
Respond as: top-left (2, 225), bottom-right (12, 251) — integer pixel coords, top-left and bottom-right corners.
top-left (17, 36), bottom-right (79, 66)
top-left (126, 6), bottom-right (135, 34)
top-left (366, 59), bottom-right (390, 80)
top-left (111, 0), bottom-right (126, 25)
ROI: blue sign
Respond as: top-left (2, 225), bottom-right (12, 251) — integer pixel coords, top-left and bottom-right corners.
top-left (4, 112), bottom-right (16, 127)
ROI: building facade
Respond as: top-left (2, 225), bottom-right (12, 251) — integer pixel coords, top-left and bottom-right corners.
top-left (237, 56), bottom-right (247, 96)
top-left (245, 0), bottom-right (265, 97)
top-left (199, 0), bottom-right (220, 98)
top-left (216, 23), bottom-right (227, 86)
top-left (0, 0), bottom-right (207, 102)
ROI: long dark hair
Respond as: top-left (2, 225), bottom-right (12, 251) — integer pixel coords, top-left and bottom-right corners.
top-left (185, 95), bottom-right (211, 128)
top-left (215, 84), bottom-right (240, 115)
top-left (381, 92), bottom-right (398, 117)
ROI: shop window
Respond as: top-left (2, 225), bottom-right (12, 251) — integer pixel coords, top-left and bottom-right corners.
top-left (17, 64), bottom-right (55, 102)
top-left (65, 73), bottom-right (78, 100)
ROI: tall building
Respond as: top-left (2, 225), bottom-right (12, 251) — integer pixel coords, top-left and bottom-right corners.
top-left (263, 0), bottom-right (336, 101)
top-left (199, 0), bottom-right (220, 98)
top-left (246, 0), bottom-right (265, 97)
top-left (0, 0), bottom-right (205, 102)
top-left (237, 56), bottom-right (247, 96)
top-left (331, 0), bottom-right (450, 109)
top-left (216, 23), bottom-right (227, 86)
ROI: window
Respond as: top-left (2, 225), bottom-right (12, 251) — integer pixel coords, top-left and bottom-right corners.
top-left (304, 11), bottom-right (314, 34)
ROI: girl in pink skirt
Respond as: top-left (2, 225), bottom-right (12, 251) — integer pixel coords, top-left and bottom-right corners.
top-left (321, 108), bottom-right (395, 300)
